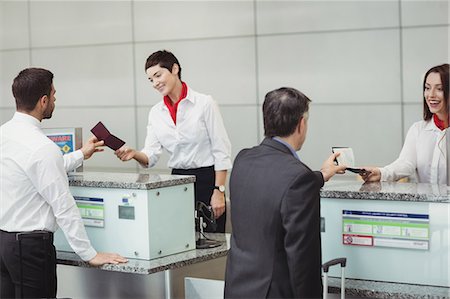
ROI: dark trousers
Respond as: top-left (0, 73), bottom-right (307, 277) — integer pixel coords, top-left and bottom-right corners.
top-left (172, 166), bottom-right (226, 233)
top-left (0, 230), bottom-right (56, 299)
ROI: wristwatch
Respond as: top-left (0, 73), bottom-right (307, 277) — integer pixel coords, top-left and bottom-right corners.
top-left (214, 185), bottom-right (226, 193)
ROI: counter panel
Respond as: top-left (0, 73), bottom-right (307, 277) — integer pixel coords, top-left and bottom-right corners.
top-left (321, 197), bottom-right (449, 287)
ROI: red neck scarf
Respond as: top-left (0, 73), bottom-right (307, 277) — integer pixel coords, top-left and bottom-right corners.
top-left (163, 82), bottom-right (187, 125)
top-left (433, 114), bottom-right (448, 131)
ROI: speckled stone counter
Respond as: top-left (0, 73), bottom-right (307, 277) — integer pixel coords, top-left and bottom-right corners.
top-left (57, 233), bottom-right (229, 275)
top-left (321, 180), bottom-right (450, 202)
top-left (68, 171), bottom-right (195, 190)
top-left (328, 277), bottom-right (450, 299)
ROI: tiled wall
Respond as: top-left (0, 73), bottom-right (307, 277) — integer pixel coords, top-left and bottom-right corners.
top-left (1, 1), bottom-right (448, 173)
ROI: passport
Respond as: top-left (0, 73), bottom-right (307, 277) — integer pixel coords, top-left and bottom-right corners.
top-left (90, 121), bottom-right (125, 151)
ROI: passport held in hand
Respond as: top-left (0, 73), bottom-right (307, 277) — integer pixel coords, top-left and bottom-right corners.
top-left (90, 121), bottom-right (125, 150)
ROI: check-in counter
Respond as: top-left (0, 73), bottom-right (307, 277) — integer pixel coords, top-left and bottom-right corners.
top-left (56, 172), bottom-right (197, 260)
top-left (54, 172), bottom-right (229, 298)
top-left (321, 180), bottom-right (450, 298)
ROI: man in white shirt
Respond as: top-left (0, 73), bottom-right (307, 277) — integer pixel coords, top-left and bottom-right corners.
top-left (0, 68), bottom-right (127, 299)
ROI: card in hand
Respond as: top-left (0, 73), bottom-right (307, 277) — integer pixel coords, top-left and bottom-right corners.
top-left (346, 167), bottom-right (371, 176)
top-left (90, 121), bottom-right (126, 150)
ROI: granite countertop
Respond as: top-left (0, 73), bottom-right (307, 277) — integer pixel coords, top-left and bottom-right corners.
top-left (321, 180), bottom-right (450, 203)
top-left (57, 233), bottom-right (229, 274)
top-left (327, 277), bottom-right (450, 299)
top-left (67, 171), bottom-right (195, 190)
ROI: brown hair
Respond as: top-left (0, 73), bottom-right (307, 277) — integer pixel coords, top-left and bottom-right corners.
top-left (12, 68), bottom-right (53, 112)
top-left (423, 63), bottom-right (449, 121)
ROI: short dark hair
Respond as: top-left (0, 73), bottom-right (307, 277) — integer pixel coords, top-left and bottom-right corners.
top-left (423, 63), bottom-right (449, 121)
top-left (263, 87), bottom-right (311, 138)
top-left (145, 50), bottom-right (182, 80)
top-left (12, 68), bottom-right (54, 112)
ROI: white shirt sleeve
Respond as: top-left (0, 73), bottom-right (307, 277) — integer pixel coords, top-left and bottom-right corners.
top-left (28, 144), bottom-right (97, 261)
top-left (63, 150), bottom-right (84, 172)
top-left (380, 123), bottom-right (418, 181)
top-left (203, 97), bottom-right (232, 171)
top-left (141, 110), bottom-right (163, 168)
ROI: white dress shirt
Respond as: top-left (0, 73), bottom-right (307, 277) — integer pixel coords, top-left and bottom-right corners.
top-left (0, 112), bottom-right (96, 261)
top-left (142, 86), bottom-right (232, 170)
top-left (63, 149), bottom-right (83, 172)
top-left (381, 119), bottom-right (447, 184)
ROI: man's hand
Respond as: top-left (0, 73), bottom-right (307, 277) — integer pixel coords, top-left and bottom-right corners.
top-left (115, 146), bottom-right (136, 161)
top-left (81, 136), bottom-right (104, 160)
top-left (88, 252), bottom-right (128, 266)
top-left (210, 190), bottom-right (225, 219)
top-left (320, 152), bottom-right (347, 182)
top-left (360, 167), bottom-right (381, 182)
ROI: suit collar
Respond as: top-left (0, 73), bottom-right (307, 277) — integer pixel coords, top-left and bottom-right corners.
top-left (261, 137), bottom-right (298, 158)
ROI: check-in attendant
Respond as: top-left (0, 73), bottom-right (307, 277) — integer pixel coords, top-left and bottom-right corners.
top-left (362, 64), bottom-right (449, 184)
top-left (115, 50), bottom-right (232, 232)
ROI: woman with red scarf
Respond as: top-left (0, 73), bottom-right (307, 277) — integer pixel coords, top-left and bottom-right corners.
top-left (362, 64), bottom-right (449, 184)
top-left (115, 50), bottom-right (231, 232)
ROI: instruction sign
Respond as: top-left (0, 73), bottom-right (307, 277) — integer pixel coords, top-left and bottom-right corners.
top-left (342, 210), bottom-right (429, 250)
top-left (74, 196), bottom-right (105, 228)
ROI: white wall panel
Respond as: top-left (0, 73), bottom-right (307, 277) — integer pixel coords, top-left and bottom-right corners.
top-left (258, 29), bottom-right (401, 104)
top-left (402, 26), bottom-right (449, 103)
top-left (0, 50), bottom-right (30, 108)
top-left (0, 1), bottom-right (29, 50)
top-left (134, 1), bottom-right (254, 42)
top-left (401, 0), bottom-right (449, 27)
top-left (256, 0), bottom-right (398, 35)
top-left (403, 103), bottom-right (424, 137)
top-left (30, 1), bottom-right (132, 47)
top-left (42, 107), bottom-right (137, 171)
top-left (31, 44), bottom-right (134, 107)
top-left (220, 105), bottom-right (259, 159)
top-left (301, 104), bottom-right (403, 170)
top-left (135, 37), bottom-right (257, 106)
top-left (0, 108), bottom-right (14, 125)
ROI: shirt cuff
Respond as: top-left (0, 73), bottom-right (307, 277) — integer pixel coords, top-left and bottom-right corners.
top-left (77, 246), bottom-right (97, 262)
top-left (379, 167), bottom-right (388, 181)
top-left (214, 160), bottom-right (232, 171)
top-left (73, 149), bottom-right (84, 162)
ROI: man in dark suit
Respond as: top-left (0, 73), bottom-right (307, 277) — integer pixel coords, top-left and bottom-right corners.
top-left (224, 87), bottom-right (346, 299)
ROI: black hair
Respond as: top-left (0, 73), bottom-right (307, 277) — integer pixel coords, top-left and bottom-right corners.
top-left (145, 50), bottom-right (182, 80)
top-left (263, 87), bottom-right (311, 137)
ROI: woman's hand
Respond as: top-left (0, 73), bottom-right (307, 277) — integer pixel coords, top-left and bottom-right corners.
top-left (360, 167), bottom-right (381, 182)
top-left (210, 189), bottom-right (225, 219)
top-left (115, 146), bottom-right (136, 161)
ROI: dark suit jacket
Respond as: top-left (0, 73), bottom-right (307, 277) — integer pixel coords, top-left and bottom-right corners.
top-left (224, 138), bottom-right (324, 299)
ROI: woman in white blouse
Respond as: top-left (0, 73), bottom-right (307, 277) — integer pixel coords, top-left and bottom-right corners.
top-left (115, 50), bottom-right (232, 232)
top-left (362, 64), bottom-right (449, 184)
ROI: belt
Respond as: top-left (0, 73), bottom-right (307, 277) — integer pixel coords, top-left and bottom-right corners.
top-left (0, 229), bottom-right (53, 242)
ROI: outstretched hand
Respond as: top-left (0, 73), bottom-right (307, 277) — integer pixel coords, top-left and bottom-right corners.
top-left (115, 146), bottom-right (136, 161)
top-left (320, 152), bottom-right (347, 182)
top-left (81, 136), bottom-right (104, 160)
top-left (360, 167), bottom-right (381, 182)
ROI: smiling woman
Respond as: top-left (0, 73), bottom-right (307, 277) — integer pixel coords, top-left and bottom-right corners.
top-left (113, 50), bottom-right (232, 233)
top-left (361, 63), bottom-right (449, 184)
